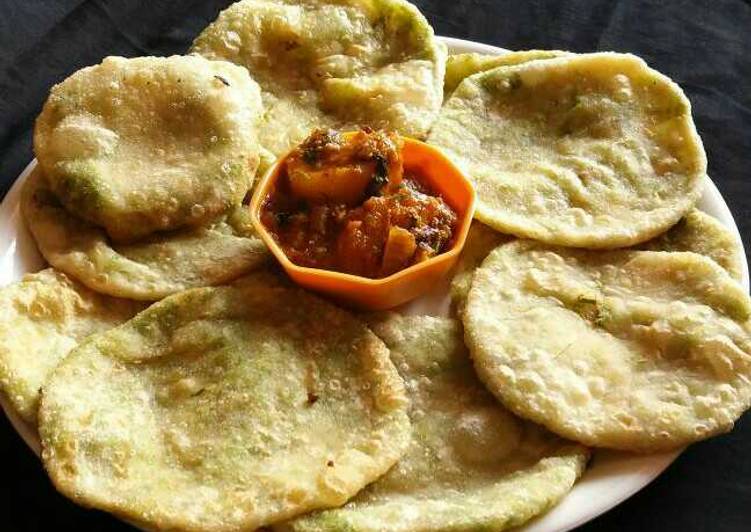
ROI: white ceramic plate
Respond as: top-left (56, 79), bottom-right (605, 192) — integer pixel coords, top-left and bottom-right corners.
top-left (1, 37), bottom-right (748, 532)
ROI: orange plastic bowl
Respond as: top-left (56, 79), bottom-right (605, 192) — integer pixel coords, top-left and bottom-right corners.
top-left (249, 136), bottom-right (476, 310)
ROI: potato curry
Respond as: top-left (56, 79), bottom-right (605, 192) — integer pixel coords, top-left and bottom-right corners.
top-left (261, 128), bottom-right (458, 278)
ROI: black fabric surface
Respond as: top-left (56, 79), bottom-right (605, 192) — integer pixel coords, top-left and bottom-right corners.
top-left (0, 1), bottom-right (749, 530)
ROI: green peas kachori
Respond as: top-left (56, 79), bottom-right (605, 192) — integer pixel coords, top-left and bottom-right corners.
top-left (35, 55), bottom-right (263, 241)
top-left (39, 272), bottom-right (411, 531)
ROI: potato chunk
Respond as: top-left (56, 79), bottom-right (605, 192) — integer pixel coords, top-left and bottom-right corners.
top-left (381, 227), bottom-right (417, 276)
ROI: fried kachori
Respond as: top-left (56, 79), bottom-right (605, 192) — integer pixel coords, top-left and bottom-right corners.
top-left (21, 166), bottom-right (269, 301)
top-left (429, 52), bottom-right (707, 248)
top-left (39, 272), bottom-right (410, 531)
top-left (639, 208), bottom-right (745, 282)
top-left (34, 55), bottom-right (262, 242)
top-left (443, 50), bottom-right (570, 98)
top-left (4, 3), bottom-right (750, 529)
top-left (449, 221), bottom-right (513, 306)
top-left (0, 269), bottom-right (143, 422)
top-left (191, 0), bottom-right (446, 172)
top-left (464, 241), bottom-right (751, 451)
top-left (282, 314), bottom-right (588, 531)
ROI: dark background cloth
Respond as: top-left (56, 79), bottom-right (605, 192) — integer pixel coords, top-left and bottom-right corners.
top-left (0, 0), bottom-right (749, 530)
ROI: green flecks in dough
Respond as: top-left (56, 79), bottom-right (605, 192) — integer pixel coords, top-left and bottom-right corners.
top-left (281, 314), bottom-right (588, 532)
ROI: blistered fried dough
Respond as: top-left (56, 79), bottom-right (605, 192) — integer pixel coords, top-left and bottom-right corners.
top-left (464, 241), bottom-right (751, 452)
top-left (429, 53), bottom-right (707, 248)
top-left (639, 209), bottom-right (745, 282)
top-left (34, 55), bottom-right (262, 241)
top-left (39, 272), bottom-right (410, 531)
top-left (452, 210), bottom-right (746, 309)
top-left (22, 167), bottom-right (269, 301)
top-left (449, 221), bottom-right (513, 305)
top-left (444, 50), bottom-right (570, 98)
top-left (0, 269), bottom-right (143, 423)
top-left (282, 314), bottom-right (588, 532)
top-left (191, 0), bottom-right (446, 171)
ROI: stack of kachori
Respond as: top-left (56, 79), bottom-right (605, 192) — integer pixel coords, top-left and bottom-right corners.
top-left (25, 55), bottom-right (270, 300)
top-left (436, 50), bottom-right (751, 453)
top-left (0, 1), bottom-right (749, 530)
top-left (429, 52), bottom-right (707, 248)
top-left (283, 314), bottom-right (588, 531)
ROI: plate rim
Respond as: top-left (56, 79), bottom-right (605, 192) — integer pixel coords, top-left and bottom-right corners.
top-left (0, 36), bottom-right (748, 532)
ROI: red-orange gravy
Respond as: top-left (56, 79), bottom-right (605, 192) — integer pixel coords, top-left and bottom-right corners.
top-left (261, 128), bottom-right (458, 278)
